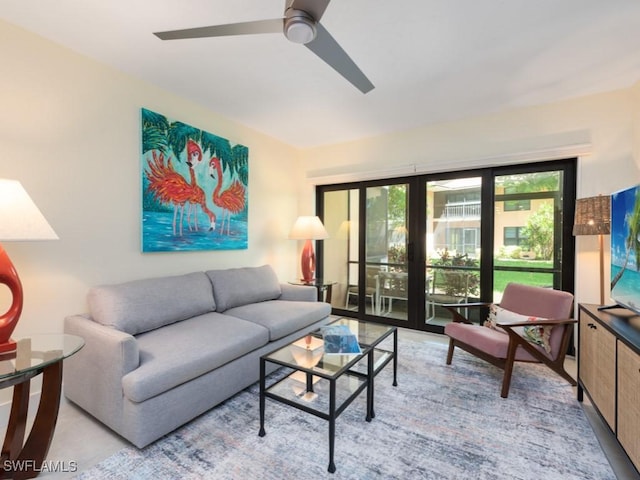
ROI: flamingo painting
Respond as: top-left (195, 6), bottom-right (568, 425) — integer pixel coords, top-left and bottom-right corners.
top-left (209, 156), bottom-right (246, 235)
top-left (141, 108), bottom-right (248, 252)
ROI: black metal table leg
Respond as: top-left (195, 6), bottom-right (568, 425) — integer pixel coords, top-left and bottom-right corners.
top-left (306, 371), bottom-right (314, 394)
top-left (366, 348), bottom-right (374, 421)
top-left (393, 329), bottom-right (398, 387)
top-left (328, 379), bottom-right (336, 473)
top-left (258, 358), bottom-right (266, 437)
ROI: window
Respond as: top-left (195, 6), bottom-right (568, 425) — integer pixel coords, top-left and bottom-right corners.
top-left (504, 226), bottom-right (527, 246)
top-left (318, 158), bottom-right (576, 334)
top-left (503, 186), bottom-right (531, 211)
top-left (504, 200), bottom-right (531, 211)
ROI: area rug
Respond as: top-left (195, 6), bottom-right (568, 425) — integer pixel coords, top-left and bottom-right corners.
top-left (74, 333), bottom-right (615, 479)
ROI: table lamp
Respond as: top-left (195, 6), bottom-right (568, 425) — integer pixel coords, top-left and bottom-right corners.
top-left (572, 194), bottom-right (611, 305)
top-left (289, 216), bottom-right (329, 283)
top-left (0, 179), bottom-right (58, 352)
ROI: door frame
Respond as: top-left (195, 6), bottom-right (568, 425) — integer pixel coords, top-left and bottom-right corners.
top-left (317, 158), bottom-right (576, 333)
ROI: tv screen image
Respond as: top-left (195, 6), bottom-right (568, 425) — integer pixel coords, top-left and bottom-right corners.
top-left (610, 184), bottom-right (640, 314)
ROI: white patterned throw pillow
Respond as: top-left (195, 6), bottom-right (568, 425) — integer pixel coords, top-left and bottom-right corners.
top-left (484, 304), bottom-right (552, 353)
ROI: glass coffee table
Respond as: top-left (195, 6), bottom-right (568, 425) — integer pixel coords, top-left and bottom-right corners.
top-left (258, 318), bottom-right (397, 473)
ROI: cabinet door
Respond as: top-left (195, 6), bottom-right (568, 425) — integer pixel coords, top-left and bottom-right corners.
top-left (579, 314), bottom-right (616, 429)
top-left (617, 341), bottom-right (640, 470)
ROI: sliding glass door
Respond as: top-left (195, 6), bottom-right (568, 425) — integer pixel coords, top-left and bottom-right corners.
top-left (321, 180), bottom-right (412, 325)
top-left (365, 183), bottom-right (410, 321)
top-left (318, 158), bottom-right (576, 333)
top-left (493, 170), bottom-right (566, 300)
top-left (425, 176), bottom-right (483, 327)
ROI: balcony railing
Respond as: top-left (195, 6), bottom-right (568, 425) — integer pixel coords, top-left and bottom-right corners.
top-left (440, 202), bottom-right (481, 219)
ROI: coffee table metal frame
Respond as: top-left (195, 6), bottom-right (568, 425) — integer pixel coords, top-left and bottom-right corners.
top-left (258, 318), bottom-right (397, 473)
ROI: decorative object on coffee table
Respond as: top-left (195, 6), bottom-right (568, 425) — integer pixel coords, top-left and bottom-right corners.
top-left (289, 216), bottom-right (329, 283)
top-left (0, 180), bottom-right (58, 353)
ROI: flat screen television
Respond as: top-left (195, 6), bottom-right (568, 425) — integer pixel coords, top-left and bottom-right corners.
top-left (610, 184), bottom-right (640, 315)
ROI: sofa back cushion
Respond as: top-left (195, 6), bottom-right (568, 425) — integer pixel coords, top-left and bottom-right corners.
top-left (206, 265), bottom-right (282, 312)
top-left (88, 272), bottom-right (216, 335)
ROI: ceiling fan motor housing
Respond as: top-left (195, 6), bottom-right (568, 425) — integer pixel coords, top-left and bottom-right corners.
top-left (284, 8), bottom-right (317, 44)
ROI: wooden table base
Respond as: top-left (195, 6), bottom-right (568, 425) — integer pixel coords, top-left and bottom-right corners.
top-left (1, 360), bottom-right (63, 479)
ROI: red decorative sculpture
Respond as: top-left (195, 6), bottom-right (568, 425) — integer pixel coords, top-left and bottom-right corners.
top-left (0, 246), bottom-right (23, 352)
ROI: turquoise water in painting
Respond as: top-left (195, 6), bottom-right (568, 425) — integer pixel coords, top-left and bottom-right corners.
top-left (142, 210), bottom-right (247, 252)
top-left (611, 264), bottom-right (640, 313)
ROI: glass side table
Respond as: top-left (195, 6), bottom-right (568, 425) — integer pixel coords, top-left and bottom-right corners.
top-left (0, 334), bottom-right (84, 479)
top-left (288, 279), bottom-right (336, 303)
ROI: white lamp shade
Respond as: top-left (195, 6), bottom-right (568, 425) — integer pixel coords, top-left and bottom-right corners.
top-left (289, 216), bottom-right (329, 240)
top-left (0, 179), bottom-right (58, 241)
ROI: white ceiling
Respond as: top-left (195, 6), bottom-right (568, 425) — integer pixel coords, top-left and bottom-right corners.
top-left (3, 0), bottom-right (640, 148)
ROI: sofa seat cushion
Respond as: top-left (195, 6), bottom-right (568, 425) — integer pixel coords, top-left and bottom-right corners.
top-left (122, 312), bottom-right (269, 403)
top-left (445, 322), bottom-right (542, 362)
top-left (88, 272), bottom-right (216, 335)
top-left (206, 265), bottom-right (281, 312)
top-left (225, 300), bottom-right (331, 341)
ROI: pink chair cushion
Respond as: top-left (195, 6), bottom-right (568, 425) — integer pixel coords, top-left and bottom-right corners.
top-left (445, 322), bottom-right (543, 361)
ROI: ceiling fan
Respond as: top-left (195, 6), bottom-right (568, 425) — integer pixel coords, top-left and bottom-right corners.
top-left (153, 0), bottom-right (374, 94)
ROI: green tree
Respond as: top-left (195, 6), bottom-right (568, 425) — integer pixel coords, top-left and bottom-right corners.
top-left (498, 172), bottom-right (560, 193)
top-left (387, 185), bottom-right (406, 230)
top-left (521, 202), bottom-right (554, 260)
top-left (431, 249), bottom-right (480, 297)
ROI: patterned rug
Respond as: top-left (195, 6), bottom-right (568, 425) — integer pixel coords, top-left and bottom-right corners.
top-left (74, 332), bottom-right (615, 479)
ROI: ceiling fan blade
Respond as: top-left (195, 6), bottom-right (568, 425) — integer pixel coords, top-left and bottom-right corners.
top-left (154, 18), bottom-right (283, 40)
top-left (289, 0), bottom-right (331, 21)
top-left (305, 23), bottom-right (374, 94)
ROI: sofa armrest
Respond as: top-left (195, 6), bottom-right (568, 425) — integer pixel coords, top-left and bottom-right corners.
top-left (279, 283), bottom-right (317, 302)
top-left (63, 314), bottom-right (139, 430)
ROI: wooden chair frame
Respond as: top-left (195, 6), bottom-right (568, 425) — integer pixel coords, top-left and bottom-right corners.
top-left (443, 301), bottom-right (577, 398)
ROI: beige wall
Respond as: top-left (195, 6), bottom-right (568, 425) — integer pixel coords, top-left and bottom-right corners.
top-left (3, 17), bottom-right (640, 342)
top-left (0, 21), bottom-right (303, 338)
top-left (301, 88), bottom-right (640, 306)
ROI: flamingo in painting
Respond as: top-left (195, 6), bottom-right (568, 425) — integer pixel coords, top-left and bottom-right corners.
top-left (145, 151), bottom-right (190, 236)
top-left (184, 140), bottom-right (212, 232)
top-left (185, 159), bottom-right (216, 232)
top-left (145, 150), bottom-right (215, 235)
top-left (208, 156), bottom-right (246, 235)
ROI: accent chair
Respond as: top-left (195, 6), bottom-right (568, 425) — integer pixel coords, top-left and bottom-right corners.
top-left (443, 282), bottom-right (576, 398)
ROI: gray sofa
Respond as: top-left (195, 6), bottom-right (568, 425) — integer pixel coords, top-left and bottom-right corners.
top-left (63, 265), bottom-right (331, 448)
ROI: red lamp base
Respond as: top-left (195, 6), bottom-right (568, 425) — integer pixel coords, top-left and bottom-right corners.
top-left (300, 239), bottom-right (316, 284)
top-left (0, 245), bottom-right (23, 349)
top-left (0, 339), bottom-right (16, 353)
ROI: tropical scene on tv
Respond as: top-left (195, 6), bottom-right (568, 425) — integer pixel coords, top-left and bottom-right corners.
top-left (611, 184), bottom-right (640, 313)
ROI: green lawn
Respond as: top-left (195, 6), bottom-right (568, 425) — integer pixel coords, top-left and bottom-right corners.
top-left (493, 258), bottom-right (553, 293)
top-left (430, 258), bottom-right (555, 300)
